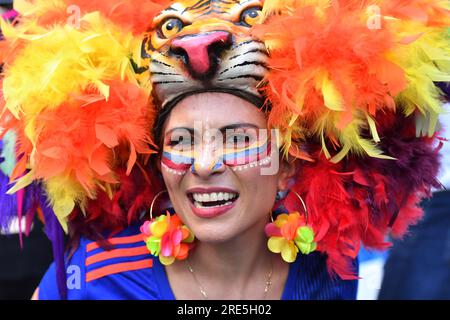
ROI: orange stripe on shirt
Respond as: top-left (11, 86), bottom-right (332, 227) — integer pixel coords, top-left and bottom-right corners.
top-left (86, 259), bottom-right (153, 283)
top-left (86, 246), bottom-right (150, 266)
top-left (86, 234), bottom-right (145, 252)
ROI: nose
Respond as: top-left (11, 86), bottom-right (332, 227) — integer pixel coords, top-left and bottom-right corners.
top-left (191, 141), bottom-right (226, 179)
top-left (171, 31), bottom-right (232, 79)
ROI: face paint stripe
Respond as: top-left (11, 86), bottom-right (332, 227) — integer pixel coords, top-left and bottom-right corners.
top-left (222, 140), bottom-right (268, 158)
top-left (222, 140), bottom-right (270, 164)
top-left (226, 144), bottom-right (271, 167)
top-left (162, 151), bottom-right (193, 165)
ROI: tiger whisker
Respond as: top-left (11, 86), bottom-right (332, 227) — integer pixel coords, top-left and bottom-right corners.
top-left (151, 59), bottom-right (176, 70)
top-left (219, 61), bottom-right (268, 76)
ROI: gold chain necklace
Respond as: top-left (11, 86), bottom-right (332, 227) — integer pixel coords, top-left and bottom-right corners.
top-left (186, 258), bottom-right (274, 300)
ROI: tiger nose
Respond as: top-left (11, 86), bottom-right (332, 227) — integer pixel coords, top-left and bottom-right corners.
top-left (171, 31), bottom-right (232, 79)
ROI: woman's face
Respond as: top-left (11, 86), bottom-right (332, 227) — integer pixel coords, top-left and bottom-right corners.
top-left (160, 92), bottom-right (292, 243)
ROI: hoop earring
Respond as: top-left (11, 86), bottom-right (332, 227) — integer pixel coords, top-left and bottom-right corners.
top-left (149, 190), bottom-right (167, 221)
top-left (140, 191), bottom-right (196, 266)
top-left (292, 190), bottom-right (309, 223)
top-left (266, 190), bottom-right (317, 263)
top-left (271, 190), bottom-right (309, 223)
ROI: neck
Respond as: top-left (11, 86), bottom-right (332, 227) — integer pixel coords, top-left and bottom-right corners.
top-left (189, 218), bottom-right (272, 282)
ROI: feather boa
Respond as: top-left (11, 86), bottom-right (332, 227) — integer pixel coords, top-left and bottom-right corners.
top-left (256, 0), bottom-right (449, 161)
top-left (285, 112), bottom-right (441, 278)
top-left (0, 1), bottom-right (165, 232)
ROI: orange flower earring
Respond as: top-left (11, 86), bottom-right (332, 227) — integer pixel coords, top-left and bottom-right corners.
top-left (265, 190), bottom-right (317, 263)
top-left (140, 191), bottom-right (196, 266)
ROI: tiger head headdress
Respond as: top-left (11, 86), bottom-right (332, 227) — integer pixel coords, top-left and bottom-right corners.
top-left (0, 0), bottom-right (448, 294)
top-left (142, 0), bottom-right (268, 111)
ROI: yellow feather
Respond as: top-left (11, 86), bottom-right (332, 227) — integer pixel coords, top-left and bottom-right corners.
top-left (7, 170), bottom-right (35, 195)
top-left (330, 119), bottom-right (396, 163)
top-left (366, 115), bottom-right (381, 143)
top-left (45, 176), bottom-right (86, 233)
top-left (389, 24), bottom-right (449, 137)
top-left (321, 74), bottom-right (344, 112)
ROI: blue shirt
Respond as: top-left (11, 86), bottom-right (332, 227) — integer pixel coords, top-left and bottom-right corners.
top-left (38, 225), bottom-right (358, 300)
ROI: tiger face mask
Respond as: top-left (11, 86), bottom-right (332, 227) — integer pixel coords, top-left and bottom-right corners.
top-left (142, 0), bottom-right (267, 111)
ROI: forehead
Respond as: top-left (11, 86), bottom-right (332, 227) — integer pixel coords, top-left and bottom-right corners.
top-left (155, 0), bottom-right (263, 21)
top-left (164, 93), bottom-right (267, 130)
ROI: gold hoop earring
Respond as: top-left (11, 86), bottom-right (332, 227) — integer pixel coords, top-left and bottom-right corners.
top-left (272, 190), bottom-right (309, 223)
top-left (149, 190), bottom-right (168, 220)
top-left (291, 190), bottom-right (309, 223)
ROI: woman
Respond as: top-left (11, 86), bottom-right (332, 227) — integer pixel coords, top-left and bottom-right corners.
top-left (35, 92), bottom-right (358, 300)
top-left (0, 0), bottom-right (447, 300)
top-left (159, 93), bottom-right (298, 299)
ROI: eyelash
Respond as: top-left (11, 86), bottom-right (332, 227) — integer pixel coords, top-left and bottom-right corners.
top-left (166, 129), bottom-right (259, 148)
top-left (226, 133), bottom-right (252, 144)
top-left (168, 137), bottom-right (193, 147)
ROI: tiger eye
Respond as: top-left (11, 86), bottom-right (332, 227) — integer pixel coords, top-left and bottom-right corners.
top-left (160, 18), bottom-right (184, 38)
top-left (240, 7), bottom-right (263, 27)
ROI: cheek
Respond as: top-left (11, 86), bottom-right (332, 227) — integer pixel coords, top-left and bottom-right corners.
top-left (161, 168), bottom-right (183, 197)
top-left (236, 169), bottom-right (279, 214)
top-left (161, 149), bottom-right (192, 175)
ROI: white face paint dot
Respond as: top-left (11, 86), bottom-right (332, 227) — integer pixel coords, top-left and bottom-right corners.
top-left (231, 157), bottom-right (272, 172)
top-left (162, 163), bottom-right (188, 176)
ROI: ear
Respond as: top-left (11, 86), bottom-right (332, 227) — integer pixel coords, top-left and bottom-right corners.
top-left (277, 157), bottom-right (298, 192)
top-left (156, 153), bottom-right (162, 173)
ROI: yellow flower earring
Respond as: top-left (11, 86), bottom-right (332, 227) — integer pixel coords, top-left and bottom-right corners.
top-left (140, 191), bottom-right (196, 266)
top-left (265, 190), bottom-right (317, 263)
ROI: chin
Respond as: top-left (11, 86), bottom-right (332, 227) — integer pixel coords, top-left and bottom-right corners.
top-left (188, 221), bottom-right (242, 244)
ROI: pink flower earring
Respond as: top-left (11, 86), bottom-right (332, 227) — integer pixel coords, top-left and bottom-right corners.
top-left (140, 191), bottom-right (196, 265)
top-left (265, 190), bottom-right (317, 263)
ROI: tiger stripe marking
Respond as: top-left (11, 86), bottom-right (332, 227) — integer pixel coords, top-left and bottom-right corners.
top-left (142, 0), bottom-right (267, 109)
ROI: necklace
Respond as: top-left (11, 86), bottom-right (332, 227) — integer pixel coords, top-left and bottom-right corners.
top-left (186, 257), bottom-right (274, 300)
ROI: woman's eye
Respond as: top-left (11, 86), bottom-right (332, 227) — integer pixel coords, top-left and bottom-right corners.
top-left (226, 134), bottom-right (252, 146)
top-left (168, 135), bottom-right (194, 149)
top-left (240, 7), bottom-right (263, 27)
top-left (159, 18), bottom-right (184, 39)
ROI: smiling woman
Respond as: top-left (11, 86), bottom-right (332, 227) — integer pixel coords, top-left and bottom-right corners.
top-left (159, 93), bottom-right (295, 299)
top-left (0, 0), bottom-right (448, 301)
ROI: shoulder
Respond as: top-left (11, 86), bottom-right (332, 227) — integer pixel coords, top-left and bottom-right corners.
top-left (38, 224), bottom-right (171, 300)
top-left (283, 252), bottom-right (359, 300)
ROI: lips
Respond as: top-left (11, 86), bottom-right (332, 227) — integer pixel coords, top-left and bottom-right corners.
top-left (186, 187), bottom-right (239, 219)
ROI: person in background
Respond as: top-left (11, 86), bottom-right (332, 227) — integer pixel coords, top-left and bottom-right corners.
top-left (379, 84), bottom-right (450, 300)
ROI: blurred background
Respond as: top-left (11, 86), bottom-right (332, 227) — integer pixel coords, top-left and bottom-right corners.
top-left (0, 0), bottom-right (449, 300)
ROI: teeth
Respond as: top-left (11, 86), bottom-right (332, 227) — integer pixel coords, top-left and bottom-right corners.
top-left (192, 192), bottom-right (238, 204)
top-left (194, 201), bottom-right (234, 208)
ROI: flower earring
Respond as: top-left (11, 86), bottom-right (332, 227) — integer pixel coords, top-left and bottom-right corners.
top-left (140, 190), bottom-right (196, 266)
top-left (265, 190), bottom-right (317, 263)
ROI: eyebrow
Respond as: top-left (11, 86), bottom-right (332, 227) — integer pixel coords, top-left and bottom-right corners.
top-left (221, 123), bottom-right (260, 131)
top-left (165, 123), bottom-right (261, 137)
top-left (165, 127), bottom-right (195, 139)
